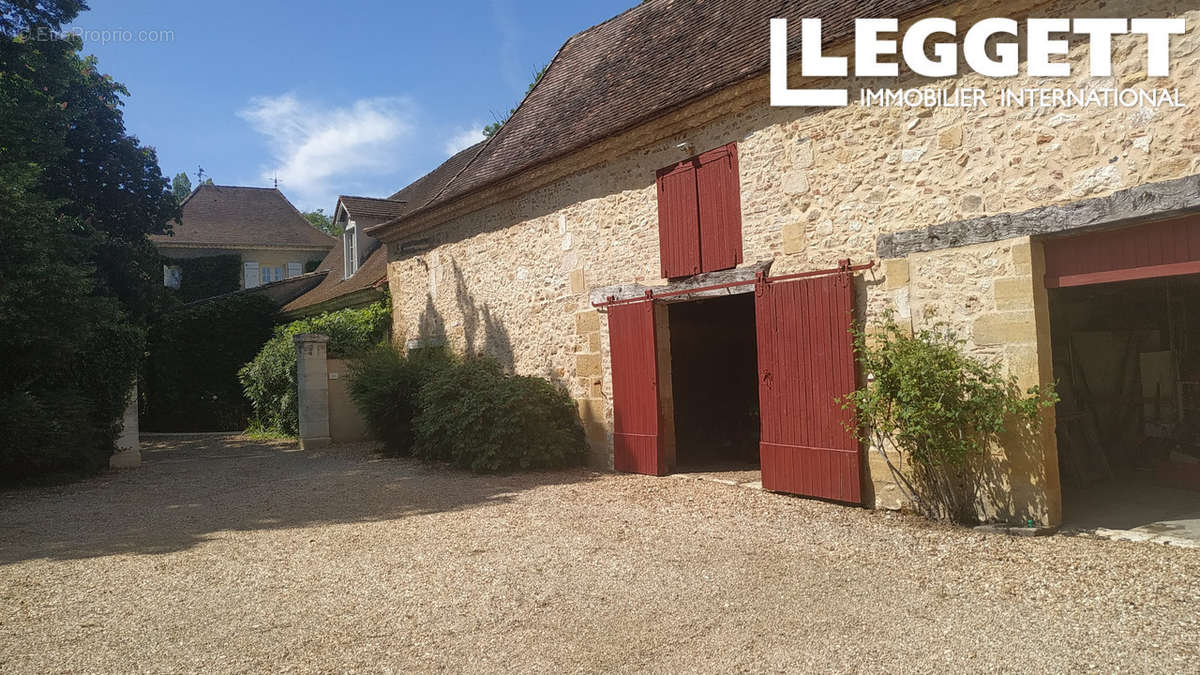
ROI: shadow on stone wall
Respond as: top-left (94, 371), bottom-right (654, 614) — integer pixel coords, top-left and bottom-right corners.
top-left (412, 258), bottom-right (516, 372)
top-left (451, 259), bottom-right (515, 370)
top-left (974, 411), bottom-right (1054, 525)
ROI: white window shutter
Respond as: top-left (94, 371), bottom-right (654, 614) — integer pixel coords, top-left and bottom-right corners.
top-left (287, 262), bottom-right (302, 278)
top-left (243, 262), bottom-right (260, 288)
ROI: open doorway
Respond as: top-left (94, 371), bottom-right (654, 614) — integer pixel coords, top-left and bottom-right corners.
top-left (666, 292), bottom-right (759, 475)
top-left (1050, 274), bottom-right (1200, 543)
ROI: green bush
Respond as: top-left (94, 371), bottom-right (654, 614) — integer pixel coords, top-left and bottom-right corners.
top-left (412, 356), bottom-right (587, 472)
top-left (347, 344), bottom-right (453, 455)
top-left (845, 312), bottom-right (1055, 522)
top-left (239, 300), bottom-right (391, 435)
top-left (142, 294), bottom-right (277, 432)
top-left (163, 254), bottom-right (241, 303)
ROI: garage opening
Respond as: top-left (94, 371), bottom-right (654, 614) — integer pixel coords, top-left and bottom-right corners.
top-left (1050, 274), bottom-right (1200, 542)
top-left (667, 293), bottom-right (759, 473)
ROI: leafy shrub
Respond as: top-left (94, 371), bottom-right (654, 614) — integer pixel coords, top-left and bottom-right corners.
top-left (347, 344), bottom-right (453, 455)
top-left (163, 254), bottom-right (241, 303)
top-left (239, 300), bottom-right (391, 435)
top-left (412, 356), bottom-right (587, 472)
top-left (142, 294), bottom-right (277, 432)
top-left (844, 312), bottom-right (1055, 522)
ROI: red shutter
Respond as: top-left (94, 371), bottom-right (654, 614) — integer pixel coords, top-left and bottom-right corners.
top-left (755, 272), bottom-right (861, 503)
top-left (656, 161), bottom-right (700, 278)
top-left (696, 143), bottom-right (743, 273)
top-left (608, 299), bottom-right (665, 475)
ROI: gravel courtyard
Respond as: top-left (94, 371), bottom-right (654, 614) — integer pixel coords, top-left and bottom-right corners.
top-left (1, 435), bottom-right (1197, 673)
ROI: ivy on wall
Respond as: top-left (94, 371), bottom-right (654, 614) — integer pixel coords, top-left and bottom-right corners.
top-left (141, 293), bottom-right (277, 432)
top-left (163, 254), bottom-right (242, 303)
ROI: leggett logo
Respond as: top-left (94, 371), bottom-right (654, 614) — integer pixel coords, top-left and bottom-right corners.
top-left (770, 18), bottom-right (1186, 109)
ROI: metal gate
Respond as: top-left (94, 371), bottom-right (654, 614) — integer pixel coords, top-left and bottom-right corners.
top-left (755, 268), bottom-right (861, 503)
top-left (608, 298), bottom-right (665, 475)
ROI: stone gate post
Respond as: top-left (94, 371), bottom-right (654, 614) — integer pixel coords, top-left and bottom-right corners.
top-left (294, 333), bottom-right (331, 449)
top-left (109, 381), bottom-right (141, 468)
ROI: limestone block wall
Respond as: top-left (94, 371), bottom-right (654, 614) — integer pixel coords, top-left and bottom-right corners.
top-left (386, 0), bottom-right (1198, 522)
top-left (877, 237), bottom-right (1060, 523)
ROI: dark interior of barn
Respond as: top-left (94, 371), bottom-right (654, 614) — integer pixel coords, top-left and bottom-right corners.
top-left (1050, 274), bottom-right (1200, 532)
top-left (667, 293), bottom-right (760, 471)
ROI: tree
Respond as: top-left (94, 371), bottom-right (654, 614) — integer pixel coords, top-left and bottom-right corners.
top-left (482, 65), bottom-right (548, 139)
top-left (172, 171), bottom-right (192, 204)
top-left (304, 208), bottom-right (341, 236)
top-left (0, 0), bottom-right (180, 479)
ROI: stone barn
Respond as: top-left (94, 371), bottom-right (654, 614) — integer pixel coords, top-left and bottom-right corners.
top-left (367, 0), bottom-right (1200, 528)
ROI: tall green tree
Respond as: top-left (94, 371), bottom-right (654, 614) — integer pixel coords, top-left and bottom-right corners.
top-left (0, 0), bottom-right (180, 479)
top-left (303, 208), bottom-right (341, 236)
top-left (172, 171), bottom-right (192, 204)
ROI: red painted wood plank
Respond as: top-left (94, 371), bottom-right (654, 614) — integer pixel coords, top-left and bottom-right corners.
top-left (755, 271), bottom-right (861, 503)
top-left (1044, 215), bottom-right (1200, 287)
top-left (656, 160), bottom-right (700, 278)
top-left (696, 143), bottom-right (743, 273)
top-left (609, 299), bottom-right (664, 475)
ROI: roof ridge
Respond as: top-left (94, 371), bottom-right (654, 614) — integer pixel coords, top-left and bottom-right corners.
top-left (340, 194), bottom-right (407, 202)
top-left (199, 184), bottom-right (280, 191)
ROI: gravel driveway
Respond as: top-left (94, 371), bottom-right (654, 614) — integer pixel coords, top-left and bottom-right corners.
top-left (2, 434), bottom-right (1197, 673)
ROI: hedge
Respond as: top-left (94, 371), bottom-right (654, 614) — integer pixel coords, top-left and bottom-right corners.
top-left (239, 299), bottom-right (391, 435)
top-left (349, 347), bottom-right (587, 472)
top-left (347, 344), bottom-right (453, 454)
top-left (141, 294), bottom-right (277, 431)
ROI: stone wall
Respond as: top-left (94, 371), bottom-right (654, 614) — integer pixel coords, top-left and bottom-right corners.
top-left (386, 0), bottom-right (1199, 524)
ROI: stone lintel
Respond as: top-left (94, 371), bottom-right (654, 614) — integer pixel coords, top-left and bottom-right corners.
top-left (877, 173), bottom-right (1200, 259)
top-left (589, 259), bottom-right (773, 307)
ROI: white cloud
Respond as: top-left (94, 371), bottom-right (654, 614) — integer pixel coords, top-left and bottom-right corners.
top-left (238, 93), bottom-right (414, 209)
top-left (444, 125), bottom-right (486, 156)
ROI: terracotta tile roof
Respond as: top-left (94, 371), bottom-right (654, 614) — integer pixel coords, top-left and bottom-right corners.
top-left (370, 0), bottom-right (945, 236)
top-left (151, 184), bottom-right (335, 249)
top-left (281, 240), bottom-right (387, 314)
top-left (338, 195), bottom-right (410, 222)
top-left (387, 141), bottom-right (486, 207)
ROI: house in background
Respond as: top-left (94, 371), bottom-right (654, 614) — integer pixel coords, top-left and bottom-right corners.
top-left (151, 184), bottom-right (334, 292)
top-left (282, 149), bottom-right (478, 318)
top-left (280, 195), bottom-right (403, 319)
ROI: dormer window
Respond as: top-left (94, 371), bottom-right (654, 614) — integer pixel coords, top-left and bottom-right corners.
top-left (343, 221), bottom-right (358, 279)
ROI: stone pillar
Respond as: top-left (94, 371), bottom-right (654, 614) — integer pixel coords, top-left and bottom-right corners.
top-left (110, 381), bottom-right (141, 469)
top-left (294, 333), bottom-right (331, 450)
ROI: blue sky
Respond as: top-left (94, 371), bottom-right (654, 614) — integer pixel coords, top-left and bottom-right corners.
top-left (73, 1), bottom-right (637, 212)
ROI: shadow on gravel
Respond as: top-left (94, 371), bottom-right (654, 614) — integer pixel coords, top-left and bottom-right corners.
top-left (0, 434), bottom-right (598, 565)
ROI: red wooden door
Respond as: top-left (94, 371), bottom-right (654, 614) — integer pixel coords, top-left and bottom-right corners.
top-left (755, 272), bottom-right (861, 503)
top-left (608, 299), bottom-right (664, 475)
